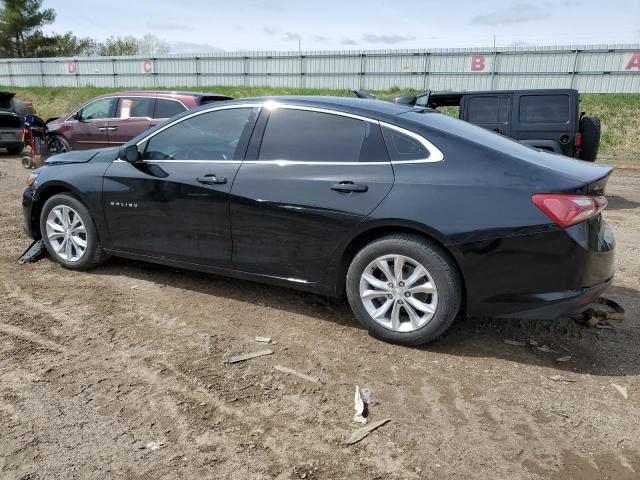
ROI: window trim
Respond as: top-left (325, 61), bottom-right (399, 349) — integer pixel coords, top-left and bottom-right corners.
top-left (67, 95), bottom-right (188, 122)
top-left (132, 101), bottom-right (444, 165)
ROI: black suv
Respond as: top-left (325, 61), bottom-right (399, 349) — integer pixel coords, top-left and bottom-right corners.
top-left (357, 88), bottom-right (601, 162)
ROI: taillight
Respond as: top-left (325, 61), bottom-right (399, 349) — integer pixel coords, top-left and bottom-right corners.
top-left (575, 132), bottom-right (582, 147)
top-left (532, 194), bottom-right (607, 228)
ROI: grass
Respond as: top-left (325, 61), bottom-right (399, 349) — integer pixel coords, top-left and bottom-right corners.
top-left (3, 86), bottom-right (638, 165)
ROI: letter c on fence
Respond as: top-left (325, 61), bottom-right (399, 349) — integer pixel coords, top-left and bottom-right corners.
top-left (470, 55), bottom-right (486, 71)
top-left (67, 62), bottom-right (76, 74)
top-left (143, 60), bottom-right (154, 74)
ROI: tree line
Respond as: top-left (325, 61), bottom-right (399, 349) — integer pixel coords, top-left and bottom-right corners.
top-left (0, 0), bottom-right (170, 58)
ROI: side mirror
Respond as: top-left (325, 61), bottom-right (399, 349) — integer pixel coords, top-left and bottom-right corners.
top-left (119, 144), bottom-right (140, 163)
top-left (72, 111), bottom-right (82, 121)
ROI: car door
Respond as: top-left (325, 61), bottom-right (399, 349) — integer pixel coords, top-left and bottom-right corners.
top-left (106, 96), bottom-right (155, 146)
top-left (462, 94), bottom-right (511, 136)
top-left (230, 105), bottom-right (395, 283)
top-left (102, 105), bottom-right (261, 267)
top-left (69, 97), bottom-right (117, 149)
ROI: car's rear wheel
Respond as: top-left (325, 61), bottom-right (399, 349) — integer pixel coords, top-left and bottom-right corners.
top-left (579, 116), bottom-right (601, 162)
top-left (48, 135), bottom-right (71, 155)
top-left (6, 144), bottom-right (24, 155)
top-left (346, 234), bottom-right (462, 346)
top-left (40, 194), bottom-right (108, 270)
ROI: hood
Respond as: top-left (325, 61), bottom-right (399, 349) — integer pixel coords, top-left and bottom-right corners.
top-left (45, 148), bottom-right (109, 165)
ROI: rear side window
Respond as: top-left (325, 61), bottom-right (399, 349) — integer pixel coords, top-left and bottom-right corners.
top-left (258, 109), bottom-right (386, 162)
top-left (143, 107), bottom-right (258, 161)
top-left (467, 96), bottom-right (509, 124)
top-left (154, 98), bottom-right (187, 119)
top-left (519, 95), bottom-right (569, 123)
top-left (381, 126), bottom-right (428, 161)
top-left (117, 97), bottom-right (155, 119)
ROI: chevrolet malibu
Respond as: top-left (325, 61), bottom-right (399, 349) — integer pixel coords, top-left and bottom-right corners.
top-left (22, 96), bottom-right (615, 345)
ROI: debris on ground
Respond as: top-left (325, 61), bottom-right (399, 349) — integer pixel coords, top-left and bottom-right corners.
top-left (504, 339), bottom-right (526, 346)
top-left (572, 297), bottom-right (625, 328)
top-left (556, 355), bottom-right (572, 363)
top-left (549, 375), bottom-right (576, 383)
top-left (611, 384), bottom-right (628, 400)
top-left (360, 388), bottom-right (377, 406)
top-left (224, 349), bottom-right (274, 364)
top-left (274, 364), bottom-right (320, 383)
top-left (143, 440), bottom-right (164, 451)
top-left (346, 418), bottom-right (391, 445)
top-left (536, 345), bottom-right (560, 354)
top-left (353, 385), bottom-right (367, 424)
top-left (255, 336), bottom-right (272, 343)
top-left (17, 239), bottom-right (46, 264)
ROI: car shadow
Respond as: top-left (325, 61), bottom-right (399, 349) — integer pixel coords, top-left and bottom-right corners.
top-left (90, 258), bottom-right (639, 377)
top-left (607, 195), bottom-right (640, 211)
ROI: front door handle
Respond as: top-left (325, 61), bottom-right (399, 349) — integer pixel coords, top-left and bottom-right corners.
top-left (197, 174), bottom-right (227, 185)
top-left (331, 182), bottom-right (368, 193)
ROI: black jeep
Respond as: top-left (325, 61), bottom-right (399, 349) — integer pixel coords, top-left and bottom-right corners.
top-left (355, 88), bottom-right (601, 162)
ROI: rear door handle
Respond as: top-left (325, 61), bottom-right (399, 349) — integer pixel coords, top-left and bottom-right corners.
top-left (331, 182), bottom-right (368, 193)
top-left (197, 174), bottom-right (227, 185)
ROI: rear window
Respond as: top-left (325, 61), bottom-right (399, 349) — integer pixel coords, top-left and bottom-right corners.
top-left (519, 95), bottom-right (569, 123)
top-left (381, 126), bottom-right (428, 161)
top-left (467, 96), bottom-right (509, 124)
top-left (154, 99), bottom-right (187, 119)
top-left (259, 108), bottom-right (384, 162)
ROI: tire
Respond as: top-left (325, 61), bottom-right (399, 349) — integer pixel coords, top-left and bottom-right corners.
top-left (579, 116), bottom-right (601, 162)
top-left (346, 234), bottom-right (462, 346)
top-left (21, 156), bottom-right (33, 169)
top-left (6, 144), bottom-right (24, 155)
top-left (47, 135), bottom-right (71, 155)
top-left (39, 193), bottom-right (109, 270)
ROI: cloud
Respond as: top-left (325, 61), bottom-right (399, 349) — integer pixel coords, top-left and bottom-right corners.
top-left (263, 26), bottom-right (277, 36)
top-left (362, 34), bottom-right (415, 44)
top-left (470, 3), bottom-right (550, 26)
top-left (311, 35), bottom-right (328, 42)
top-left (340, 38), bottom-right (359, 46)
top-left (146, 22), bottom-right (192, 31)
top-left (169, 41), bottom-right (224, 53)
top-left (283, 32), bottom-right (302, 41)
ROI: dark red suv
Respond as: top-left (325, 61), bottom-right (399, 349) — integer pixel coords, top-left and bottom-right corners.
top-left (46, 91), bottom-right (232, 154)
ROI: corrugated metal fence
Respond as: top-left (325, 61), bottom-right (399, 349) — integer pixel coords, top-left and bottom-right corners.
top-left (1, 44), bottom-right (639, 93)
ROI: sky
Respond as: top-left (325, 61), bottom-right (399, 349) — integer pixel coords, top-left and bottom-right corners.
top-left (42, 0), bottom-right (640, 53)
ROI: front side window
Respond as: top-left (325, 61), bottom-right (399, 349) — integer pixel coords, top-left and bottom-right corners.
top-left (79, 98), bottom-right (116, 121)
top-left (154, 98), bottom-right (187, 119)
top-left (519, 95), bottom-right (569, 124)
top-left (143, 107), bottom-right (259, 161)
top-left (258, 109), bottom-right (377, 162)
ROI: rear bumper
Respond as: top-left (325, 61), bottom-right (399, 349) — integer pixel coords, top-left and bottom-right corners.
top-left (459, 215), bottom-right (615, 320)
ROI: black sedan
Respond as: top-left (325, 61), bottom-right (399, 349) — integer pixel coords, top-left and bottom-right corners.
top-left (22, 96), bottom-right (615, 345)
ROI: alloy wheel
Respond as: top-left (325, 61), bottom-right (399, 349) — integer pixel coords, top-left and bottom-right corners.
top-left (359, 254), bottom-right (438, 332)
top-left (45, 205), bottom-right (88, 262)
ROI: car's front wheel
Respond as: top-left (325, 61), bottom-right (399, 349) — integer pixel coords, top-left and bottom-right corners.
top-left (346, 234), bottom-right (462, 346)
top-left (39, 194), bottom-right (108, 270)
top-left (47, 135), bottom-right (71, 155)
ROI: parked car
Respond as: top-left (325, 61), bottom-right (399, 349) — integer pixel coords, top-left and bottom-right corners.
top-left (356, 88), bottom-right (601, 162)
top-left (46, 90), bottom-right (233, 154)
top-left (22, 96), bottom-right (615, 346)
top-left (0, 91), bottom-right (34, 154)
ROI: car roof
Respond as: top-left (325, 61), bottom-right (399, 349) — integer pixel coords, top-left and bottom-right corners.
top-left (95, 90), bottom-right (231, 99)
top-left (215, 95), bottom-right (416, 118)
top-left (430, 88), bottom-right (578, 98)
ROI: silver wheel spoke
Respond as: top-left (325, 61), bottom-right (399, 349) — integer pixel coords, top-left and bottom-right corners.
top-left (71, 225), bottom-right (86, 234)
top-left (362, 273), bottom-right (391, 292)
top-left (408, 282), bottom-right (436, 295)
top-left (406, 296), bottom-right (434, 314)
top-left (54, 209), bottom-right (65, 226)
top-left (55, 238), bottom-right (66, 253)
top-left (404, 302), bottom-right (421, 330)
top-left (393, 256), bottom-right (405, 283)
top-left (361, 289), bottom-right (389, 300)
top-left (405, 266), bottom-right (426, 287)
top-left (46, 205), bottom-right (88, 263)
top-left (62, 207), bottom-right (71, 229)
top-left (46, 219), bottom-right (65, 232)
top-left (390, 301), bottom-right (401, 330)
top-left (375, 259), bottom-right (394, 282)
top-left (372, 299), bottom-right (393, 319)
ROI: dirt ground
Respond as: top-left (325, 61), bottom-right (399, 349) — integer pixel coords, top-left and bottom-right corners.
top-left (0, 154), bottom-right (639, 480)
